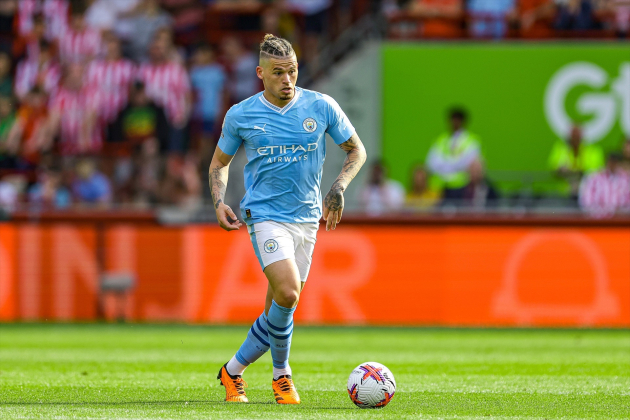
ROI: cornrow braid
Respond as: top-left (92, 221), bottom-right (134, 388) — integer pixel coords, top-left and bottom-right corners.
top-left (259, 34), bottom-right (295, 60)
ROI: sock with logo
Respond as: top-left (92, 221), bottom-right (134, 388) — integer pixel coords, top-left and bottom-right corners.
top-left (228, 312), bottom-right (270, 376)
top-left (266, 300), bottom-right (296, 379)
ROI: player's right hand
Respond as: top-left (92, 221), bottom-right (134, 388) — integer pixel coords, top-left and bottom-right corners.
top-left (215, 203), bottom-right (242, 231)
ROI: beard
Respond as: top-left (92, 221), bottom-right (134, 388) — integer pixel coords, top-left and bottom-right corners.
top-left (278, 88), bottom-right (294, 100)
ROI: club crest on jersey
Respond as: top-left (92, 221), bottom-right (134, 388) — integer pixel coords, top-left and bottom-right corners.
top-left (303, 118), bottom-right (317, 132)
top-left (264, 239), bottom-right (279, 253)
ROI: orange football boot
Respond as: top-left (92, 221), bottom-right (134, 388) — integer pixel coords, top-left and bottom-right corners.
top-left (217, 364), bottom-right (248, 402)
top-left (272, 375), bottom-right (300, 404)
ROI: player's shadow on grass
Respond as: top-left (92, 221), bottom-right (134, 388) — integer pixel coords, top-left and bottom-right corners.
top-left (0, 400), bottom-right (354, 410)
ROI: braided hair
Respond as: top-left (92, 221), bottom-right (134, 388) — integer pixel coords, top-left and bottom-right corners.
top-left (259, 34), bottom-right (295, 60)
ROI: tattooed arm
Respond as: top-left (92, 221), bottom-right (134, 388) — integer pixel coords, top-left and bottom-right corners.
top-left (323, 132), bottom-right (367, 231)
top-left (209, 147), bottom-right (242, 231)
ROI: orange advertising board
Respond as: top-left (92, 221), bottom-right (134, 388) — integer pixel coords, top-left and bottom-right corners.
top-left (0, 224), bottom-right (17, 320)
top-left (1, 223), bottom-right (629, 326)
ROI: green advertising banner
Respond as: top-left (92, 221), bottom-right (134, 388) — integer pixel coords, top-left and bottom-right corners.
top-left (382, 44), bottom-right (629, 191)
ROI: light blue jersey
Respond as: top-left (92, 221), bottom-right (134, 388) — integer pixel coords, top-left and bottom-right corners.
top-left (218, 87), bottom-right (355, 225)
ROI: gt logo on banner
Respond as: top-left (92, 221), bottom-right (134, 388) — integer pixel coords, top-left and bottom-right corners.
top-left (545, 62), bottom-right (630, 144)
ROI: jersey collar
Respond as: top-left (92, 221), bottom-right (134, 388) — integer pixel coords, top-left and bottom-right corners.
top-left (259, 88), bottom-right (301, 115)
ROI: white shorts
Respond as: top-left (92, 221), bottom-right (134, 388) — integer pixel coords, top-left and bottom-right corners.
top-left (248, 221), bottom-right (319, 282)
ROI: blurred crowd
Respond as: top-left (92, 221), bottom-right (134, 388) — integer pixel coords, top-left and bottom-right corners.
top-left (360, 108), bottom-right (630, 218)
top-left (0, 0), bottom-right (628, 218)
top-left (387, 0), bottom-right (630, 39)
top-left (0, 0), bottom-right (370, 212)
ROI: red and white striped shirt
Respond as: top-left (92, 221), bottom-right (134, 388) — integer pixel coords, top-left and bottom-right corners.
top-left (579, 170), bottom-right (630, 217)
top-left (17, 0), bottom-right (69, 41)
top-left (86, 59), bottom-right (137, 123)
top-left (49, 86), bottom-right (102, 155)
top-left (14, 58), bottom-right (61, 99)
top-left (137, 62), bottom-right (191, 124)
top-left (58, 27), bottom-right (101, 63)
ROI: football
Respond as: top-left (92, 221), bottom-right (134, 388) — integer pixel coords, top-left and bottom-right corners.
top-left (347, 362), bottom-right (396, 408)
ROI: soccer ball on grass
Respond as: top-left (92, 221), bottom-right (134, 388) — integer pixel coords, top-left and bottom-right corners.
top-left (347, 362), bottom-right (396, 408)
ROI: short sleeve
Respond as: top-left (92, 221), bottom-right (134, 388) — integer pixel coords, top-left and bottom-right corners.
top-left (217, 107), bottom-right (243, 155)
top-left (324, 95), bottom-right (355, 145)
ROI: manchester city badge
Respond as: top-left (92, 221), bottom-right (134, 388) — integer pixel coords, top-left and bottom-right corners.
top-left (303, 118), bottom-right (317, 132)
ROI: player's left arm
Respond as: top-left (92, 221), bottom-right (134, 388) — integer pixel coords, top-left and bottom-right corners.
top-left (323, 132), bottom-right (367, 231)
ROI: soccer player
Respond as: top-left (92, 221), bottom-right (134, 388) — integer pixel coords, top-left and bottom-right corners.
top-left (209, 34), bottom-right (367, 404)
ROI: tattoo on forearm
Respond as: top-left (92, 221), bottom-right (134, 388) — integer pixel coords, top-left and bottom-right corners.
top-left (335, 134), bottom-right (367, 189)
top-left (324, 133), bottom-right (367, 211)
top-left (209, 165), bottom-right (228, 209)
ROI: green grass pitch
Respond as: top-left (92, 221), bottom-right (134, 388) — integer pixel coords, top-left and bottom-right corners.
top-left (0, 324), bottom-right (629, 419)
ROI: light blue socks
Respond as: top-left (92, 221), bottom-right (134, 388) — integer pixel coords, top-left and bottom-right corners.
top-left (266, 300), bottom-right (296, 377)
top-left (227, 312), bottom-right (270, 376)
top-left (227, 301), bottom-right (296, 378)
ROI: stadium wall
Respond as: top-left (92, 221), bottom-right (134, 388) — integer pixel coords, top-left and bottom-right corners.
top-left (1, 223), bottom-right (628, 327)
top-left (382, 43), bottom-right (630, 191)
top-left (314, 41), bottom-right (381, 211)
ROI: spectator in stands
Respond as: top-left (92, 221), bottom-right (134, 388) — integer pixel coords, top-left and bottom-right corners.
top-left (190, 44), bottom-right (226, 151)
top-left (85, 34), bottom-right (136, 125)
top-left (462, 159), bottom-right (499, 208)
top-left (405, 164), bottom-right (441, 210)
top-left (108, 81), bottom-right (169, 153)
top-left (621, 138), bottom-right (630, 172)
top-left (16, 0), bottom-right (69, 42)
top-left (13, 12), bottom-right (47, 60)
top-left (57, 3), bottom-right (101, 63)
top-left (85, 0), bottom-right (140, 32)
top-left (0, 52), bottom-right (12, 97)
top-left (426, 107), bottom-right (483, 204)
top-left (14, 40), bottom-right (60, 100)
top-left (0, 174), bottom-right (27, 212)
top-left (159, 0), bottom-right (205, 47)
top-left (467, 0), bottom-right (517, 38)
top-left (548, 125), bottom-right (605, 199)
top-left (222, 36), bottom-right (259, 104)
top-left (407, 0), bottom-right (464, 38)
top-left (116, 0), bottom-right (172, 62)
top-left (0, 0), bottom-right (16, 53)
top-left (604, 0), bottom-right (630, 37)
top-left (72, 158), bottom-right (112, 205)
top-left (158, 153), bottom-right (202, 210)
top-left (360, 161), bottom-right (405, 216)
top-left (138, 37), bottom-right (192, 152)
top-left (520, 0), bottom-right (559, 38)
top-left (381, 0), bottom-right (401, 17)
top-left (579, 153), bottom-right (630, 217)
top-left (553, 0), bottom-right (598, 31)
top-left (134, 136), bottom-right (162, 205)
top-left (28, 165), bottom-right (71, 209)
top-left (154, 27), bottom-right (185, 65)
top-left (106, 81), bottom-right (167, 201)
top-left (5, 87), bottom-right (49, 168)
top-left (261, 2), bottom-right (301, 58)
top-left (0, 95), bottom-right (16, 169)
top-left (286, 0), bottom-right (332, 75)
top-left (46, 63), bottom-right (102, 155)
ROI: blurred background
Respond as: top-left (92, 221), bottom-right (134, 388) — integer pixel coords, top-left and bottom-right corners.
top-left (0, 0), bottom-right (628, 327)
